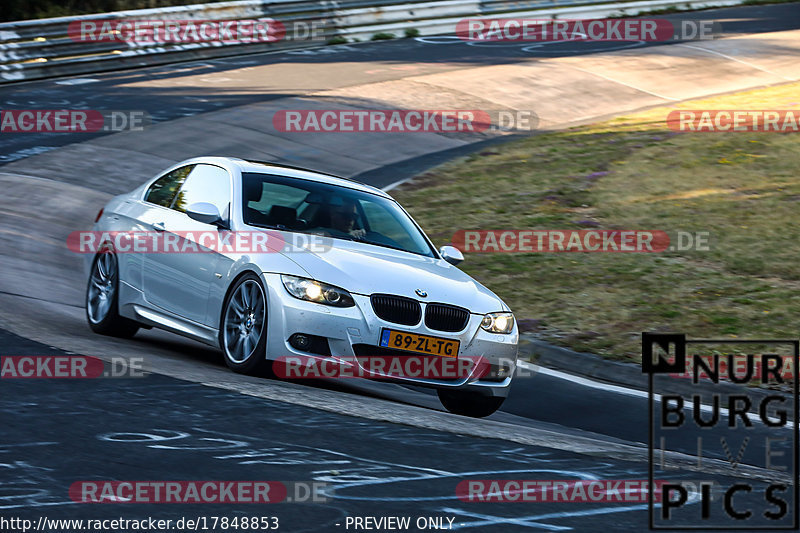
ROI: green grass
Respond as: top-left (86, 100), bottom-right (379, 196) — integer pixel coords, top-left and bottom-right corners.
top-left (391, 82), bottom-right (800, 362)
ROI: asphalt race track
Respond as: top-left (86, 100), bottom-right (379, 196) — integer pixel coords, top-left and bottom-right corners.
top-left (2, 4), bottom-right (800, 531)
top-left (1, 329), bottom-right (786, 531)
top-left (0, 5), bottom-right (792, 158)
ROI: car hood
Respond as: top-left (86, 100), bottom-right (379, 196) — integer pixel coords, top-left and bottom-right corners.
top-left (269, 237), bottom-right (507, 314)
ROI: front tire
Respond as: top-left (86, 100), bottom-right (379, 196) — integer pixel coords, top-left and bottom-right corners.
top-left (437, 389), bottom-right (505, 418)
top-left (86, 248), bottom-right (139, 338)
top-left (219, 273), bottom-right (270, 375)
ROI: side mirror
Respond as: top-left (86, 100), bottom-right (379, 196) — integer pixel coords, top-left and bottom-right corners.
top-left (439, 245), bottom-right (464, 265)
top-left (186, 202), bottom-right (224, 226)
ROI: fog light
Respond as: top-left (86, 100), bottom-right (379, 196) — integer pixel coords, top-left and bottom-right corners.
top-left (484, 359), bottom-right (515, 381)
top-left (290, 333), bottom-right (311, 351)
top-left (288, 333), bottom-right (332, 356)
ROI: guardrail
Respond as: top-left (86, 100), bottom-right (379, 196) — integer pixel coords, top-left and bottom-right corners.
top-left (0, 0), bottom-right (744, 83)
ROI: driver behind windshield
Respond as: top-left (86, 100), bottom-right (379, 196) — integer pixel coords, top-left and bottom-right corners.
top-left (326, 199), bottom-right (366, 240)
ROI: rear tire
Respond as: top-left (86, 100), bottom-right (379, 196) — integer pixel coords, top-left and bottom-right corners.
top-left (86, 248), bottom-right (139, 338)
top-left (437, 389), bottom-right (505, 418)
top-left (219, 273), bottom-right (271, 376)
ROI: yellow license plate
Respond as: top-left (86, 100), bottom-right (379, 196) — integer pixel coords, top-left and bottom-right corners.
top-left (379, 329), bottom-right (459, 358)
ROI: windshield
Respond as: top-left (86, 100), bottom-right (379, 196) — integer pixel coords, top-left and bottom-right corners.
top-left (241, 173), bottom-right (436, 257)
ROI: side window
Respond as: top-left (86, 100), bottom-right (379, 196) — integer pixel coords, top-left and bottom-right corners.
top-left (144, 165), bottom-right (195, 208)
top-left (171, 164), bottom-right (231, 218)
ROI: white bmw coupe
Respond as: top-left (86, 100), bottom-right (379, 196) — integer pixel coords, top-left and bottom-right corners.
top-left (84, 157), bottom-right (518, 417)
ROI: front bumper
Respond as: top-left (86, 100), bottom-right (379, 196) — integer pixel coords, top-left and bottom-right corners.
top-left (261, 273), bottom-right (518, 397)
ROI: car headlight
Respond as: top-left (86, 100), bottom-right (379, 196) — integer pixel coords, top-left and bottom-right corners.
top-left (480, 312), bottom-right (514, 334)
top-left (281, 275), bottom-right (355, 307)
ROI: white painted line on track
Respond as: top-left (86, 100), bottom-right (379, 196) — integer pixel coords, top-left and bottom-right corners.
top-left (54, 78), bottom-right (99, 85)
top-left (519, 360), bottom-right (650, 400)
top-left (518, 360), bottom-right (789, 428)
top-left (382, 177), bottom-right (412, 192)
top-left (676, 43), bottom-right (796, 81)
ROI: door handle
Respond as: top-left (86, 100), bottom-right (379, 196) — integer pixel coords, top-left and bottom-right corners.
top-left (152, 222), bottom-right (166, 232)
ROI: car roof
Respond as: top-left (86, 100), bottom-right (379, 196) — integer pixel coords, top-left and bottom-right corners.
top-left (191, 157), bottom-right (391, 199)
